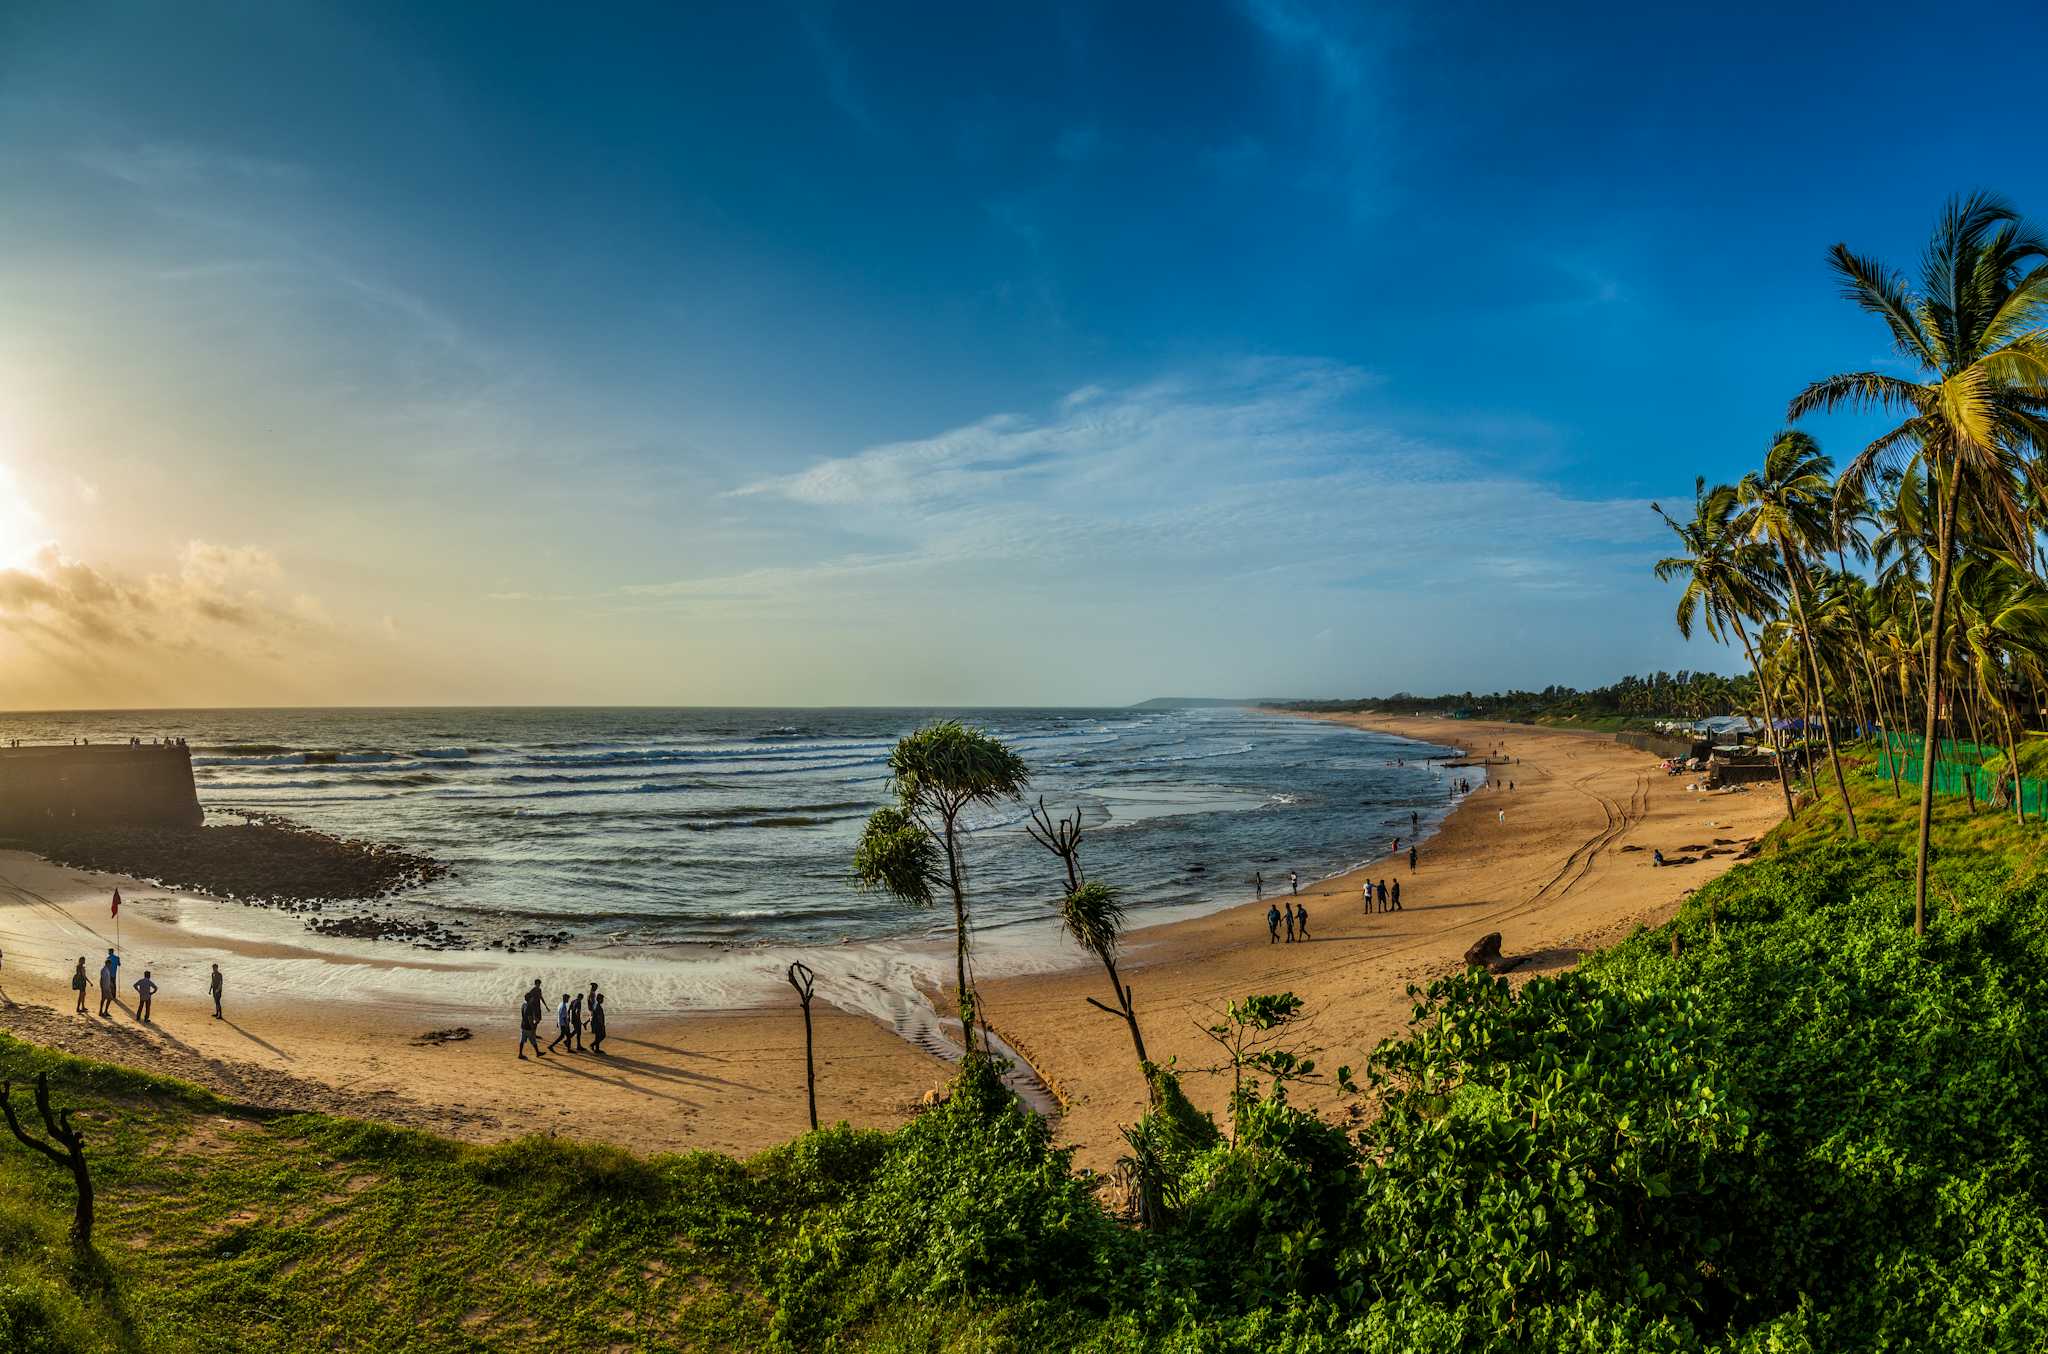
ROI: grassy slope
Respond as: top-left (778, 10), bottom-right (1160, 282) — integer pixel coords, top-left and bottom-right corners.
top-left (3, 744), bottom-right (2044, 1353)
top-left (0, 1047), bottom-right (773, 1352)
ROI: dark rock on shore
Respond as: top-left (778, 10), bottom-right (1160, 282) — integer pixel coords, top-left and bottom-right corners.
top-left (1462, 931), bottom-right (1524, 974)
top-left (12, 810), bottom-right (448, 906)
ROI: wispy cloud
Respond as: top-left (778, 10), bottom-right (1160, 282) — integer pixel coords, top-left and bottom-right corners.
top-left (74, 142), bottom-right (308, 189)
top-left (1236, 0), bottom-right (1399, 214)
top-left (799, 7), bottom-right (878, 135)
top-left (538, 358), bottom-right (1657, 619)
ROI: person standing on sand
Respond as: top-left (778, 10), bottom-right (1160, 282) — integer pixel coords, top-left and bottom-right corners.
top-left (1295, 901), bottom-right (1311, 939)
top-left (570, 992), bottom-right (585, 1051)
top-left (1362, 879), bottom-right (1372, 913)
top-left (1254, 871), bottom-right (1263, 900)
top-left (1266, 904), bottom-right (1281, 943)
top-left (589, 993), bottom-right (607, 1055)
top-left (209, 963), bottom-right (224, 1019)
top-left (1391, 879), bottom-right (1402, 911)
top-left (96, 957), bottom-right (116, 1017)
top-left (133, 970), bottom-right (158, 1023)
top-left (1289, 871), bottom-right (1299, 895)
top-left (71, 958), bottom-right (88, 1014)
top-left (548, 993), bottom-right (574, 1053)
top-left (1409, 845), bottom-right (1418, 872)
top-left (519, 980), bottom-right (547, 1059)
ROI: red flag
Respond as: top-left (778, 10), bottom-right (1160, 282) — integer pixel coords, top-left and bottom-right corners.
top-left (111, 889), bottom-right (121, 918)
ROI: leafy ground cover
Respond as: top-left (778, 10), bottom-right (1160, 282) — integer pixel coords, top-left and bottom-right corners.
top-left (5, 765), bottom-right (2045, 1351)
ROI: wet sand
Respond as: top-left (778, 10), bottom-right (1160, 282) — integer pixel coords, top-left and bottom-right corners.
top-left (0, 715), bottom-right (1780, 1164)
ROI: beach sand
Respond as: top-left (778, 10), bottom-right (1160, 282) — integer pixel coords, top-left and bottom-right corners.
top-left (975, 714), bottom-right (1786, 1165)
top-left (0, 715), bottom-right (1781, 1164)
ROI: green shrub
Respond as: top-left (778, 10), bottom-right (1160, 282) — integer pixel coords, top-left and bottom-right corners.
top-left (762, 1055), bottom-right (1128, 1346)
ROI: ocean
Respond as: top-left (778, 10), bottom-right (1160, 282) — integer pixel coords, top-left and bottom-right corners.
top-left (2, 706), bottom-right (1472, 957)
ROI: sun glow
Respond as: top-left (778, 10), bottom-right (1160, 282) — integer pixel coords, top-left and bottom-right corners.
top-left (0, 463), bottom-right (47, 570)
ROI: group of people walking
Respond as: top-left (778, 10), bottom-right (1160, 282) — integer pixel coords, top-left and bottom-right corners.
top-left (518, 978), bottom-right (607, 1059)
top-left (67, 949), bottom-right (224, 1023)
top-left (1266, 899), bottom-right (1311, 943)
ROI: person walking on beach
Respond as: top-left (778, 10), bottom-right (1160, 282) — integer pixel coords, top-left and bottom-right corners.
top-left (1411, 810), bottom-right (1419, 833)
top-left (133, 970), bottom-right (158, 1023)
top-left (587, 981), bottom-right (600, 1024)
top-left (96, 956), bottom-right (116, 1017)
top-left (519, 980), bottom-right (547, 1059)
top-left (1266, 904), bottom-right (1282, 943)
top-left (1289, 871), bottom-right (1299, 896)
top-left (548, 993), bottom-right (574, 1053)
top-left (209, 963), bottom-right (224, 1019)
top-left (1391, 879), bottom-right (1402, 911)
top-left (1254, 870), bottom-right (1263, 900)
top-left (1362, 879), bottom-right (1373, 913)
top-left (569, 992), bottom-right (586, 1052)
top-left (589, 993), bottom-right (607, 1055)
top-left (1377, 879), bottom-right (1389, 912)
top-left (1294, 901), bottom-right (1310, 940)
top-left (1283, 903), bottom-right (1296, 943)
top-left (1408, 845), bottom-right (1418, 872)
top-left (70, 958), bottom-right (88, 1014)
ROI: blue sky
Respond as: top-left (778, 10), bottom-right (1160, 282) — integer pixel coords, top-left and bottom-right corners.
top-left (2, 1), bottom-right (2045, 706)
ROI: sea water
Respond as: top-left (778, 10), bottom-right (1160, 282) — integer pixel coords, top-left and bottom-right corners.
top-left (0, 706), bottom-right (1469, 960)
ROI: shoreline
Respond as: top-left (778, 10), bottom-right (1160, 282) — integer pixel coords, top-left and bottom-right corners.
top-left (0, 714), bottom-right (1781, 1163)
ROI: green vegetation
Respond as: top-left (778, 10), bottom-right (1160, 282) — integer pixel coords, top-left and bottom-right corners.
top-left (1652, 192), bottom-right (2048, 936)
top-left (7, 767), bottom-right (2046, 1351)
top-left (1281, 669), bottom-right (1756, 729)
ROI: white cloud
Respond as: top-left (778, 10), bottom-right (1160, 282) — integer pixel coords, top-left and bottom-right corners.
top-left (623, 358), bottom-right (1654, 615)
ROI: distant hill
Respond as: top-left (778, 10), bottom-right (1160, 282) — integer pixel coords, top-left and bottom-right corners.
top-left (1129, 697), bottom-right (1257, 709)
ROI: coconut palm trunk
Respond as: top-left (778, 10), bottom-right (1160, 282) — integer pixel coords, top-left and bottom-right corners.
top-left (1864, 647), bottom-right (1903, 797)
top-left (1732, 616), bottom-right (1797, 820)
top-left (1913, 471), bottom-right (1961, 937)
top-left (1782, 544), bottom-right (1858, 836)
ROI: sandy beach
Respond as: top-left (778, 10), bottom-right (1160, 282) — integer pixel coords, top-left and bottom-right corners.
top-left (0, 714), bottom-right (1781, 1164)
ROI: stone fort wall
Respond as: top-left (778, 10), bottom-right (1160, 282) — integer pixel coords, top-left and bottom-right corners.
top-left (0, 744), bottom-right (204, 833)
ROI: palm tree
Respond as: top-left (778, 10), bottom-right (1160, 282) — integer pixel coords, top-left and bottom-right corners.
top-left (1025, 799), bottom-right (1152, 1084)
top-left (1955, 554), bottom-right (2048, 823)
top-left (1790, 192), bottom-right (2048, 934)
top-left (853, 721), bottom-right (1030, 1047)
top-left (1654, 478), bottom-right (1798, 820)
top-left (1738, 431), bottom-right (1859, 838)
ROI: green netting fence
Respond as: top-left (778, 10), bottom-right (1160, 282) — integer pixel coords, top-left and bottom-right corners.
top-left (1873, 732), bottom-right (2048, 814)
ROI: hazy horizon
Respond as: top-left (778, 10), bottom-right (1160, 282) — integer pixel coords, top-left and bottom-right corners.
top-left (5, 3), bottom-right (2036, 708)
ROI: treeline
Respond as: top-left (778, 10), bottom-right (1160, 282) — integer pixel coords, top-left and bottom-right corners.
top-left (1281, 669), bottom-right (1755, 724)
top-left (1655, 191), bottom-right (2048, 935)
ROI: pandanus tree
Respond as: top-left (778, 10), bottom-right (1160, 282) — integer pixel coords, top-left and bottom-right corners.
top-left (1790, 192), bottom-right (2048, 934)
top-left (1738, 431), bottom-right (1859, 838)
top-left (1025, 799), bottom-right (1152, 1093)
top-left (853, 721), bottom-right (1029, 1049)
top-left (1654, 478), bottom-right (1798, 820)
